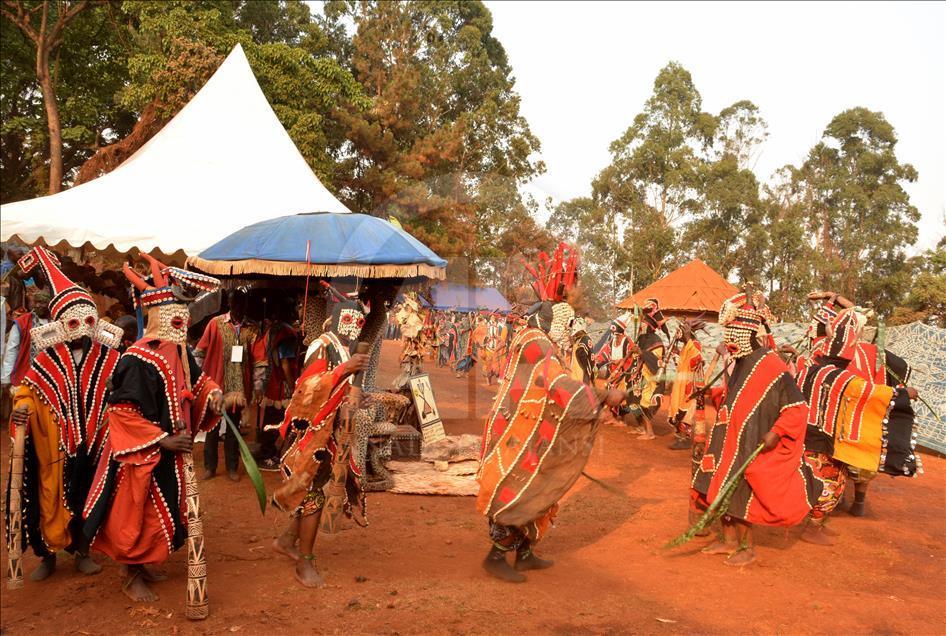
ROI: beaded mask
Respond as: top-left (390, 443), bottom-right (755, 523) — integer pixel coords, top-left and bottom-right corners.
top-left (17, 246), bottom-right (112, 347)
top-left (548, 301), bottom-right (576, 347)
top-left (322, 281), bottom-right (368, 345)
top-left (719, 291), bottom-right (777, 359)
top-left (124, 253), bottom-right (220, 345)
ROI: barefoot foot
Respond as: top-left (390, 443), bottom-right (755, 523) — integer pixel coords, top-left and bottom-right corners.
top-left (821, 524), bottom-right (840, 538)
top-left (514, 549), bottom-right (554, 572)
top-left (725, 547), bottom-right (757, 566)
top-left (74, 553), bottom-right (102, 575)
top-left (273, 535), bottom-right (302, 561)
top-left (30, 555), bottom-right (57, 581)
top-left (122, 567), bottom-right (158, 602)
top-left (482, 553), bottom-right (526, 583)
top-left (294, 558), bottom-right (326, 588)
top-left (800, 524), bottom-right (834, 546)
top-left (701, 540), bottom-right (738, 556)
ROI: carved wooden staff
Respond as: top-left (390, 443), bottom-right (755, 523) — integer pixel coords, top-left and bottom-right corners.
top-left (6, 419), bottom-right (26, 589)
top-left (176, 339), bottom-right (209, 620)
top-left (179, 417), bottom-right (209, 620)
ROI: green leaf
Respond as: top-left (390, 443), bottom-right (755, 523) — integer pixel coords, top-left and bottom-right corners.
top-left (222, 411), bottom-right (267, 516)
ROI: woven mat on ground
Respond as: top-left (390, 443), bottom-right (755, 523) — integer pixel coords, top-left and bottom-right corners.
top-left (387, 460), bottom-right (480, 496)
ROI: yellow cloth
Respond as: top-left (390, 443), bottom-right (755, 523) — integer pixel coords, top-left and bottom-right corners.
top-left (639, 344), bottom-right (664, 409)
top-left (13, 385), bottom-right (72, 551)
top-left (831, 377), bottom-right (895, 472)
top-left (668, 340), bottom-right (702, 417)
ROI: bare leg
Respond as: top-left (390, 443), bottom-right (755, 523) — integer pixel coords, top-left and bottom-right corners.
top-left (725, 521), bottom-right (757, 566)
top-left (294, 512), bottom-right (326, 588)
top-left (273, 517), bottom-right (302, 561)
top-left (122, 565), bottom-right (158, 602)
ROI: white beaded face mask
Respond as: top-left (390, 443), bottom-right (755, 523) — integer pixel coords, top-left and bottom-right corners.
top-left (145, 304), bottom-right (190, 344)
top-left (337, 308), bottom-right (365, 341)
top-left (723, 323), bottom-right (756, 359)
top-left (59, 303), bottom-right (98, 342)
top-left (548, 302), bottom-right (575, 348)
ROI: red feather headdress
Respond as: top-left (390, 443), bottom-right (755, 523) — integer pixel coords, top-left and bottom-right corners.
top-left (523, 242), bottom-right (580, 303)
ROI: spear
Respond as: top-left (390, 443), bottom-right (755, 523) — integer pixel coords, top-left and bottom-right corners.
top-left (665, 442), bottom-right (765, 548)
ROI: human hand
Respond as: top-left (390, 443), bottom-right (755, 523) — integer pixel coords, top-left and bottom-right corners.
top-left (905, 387), bottom-right (919, 401)
top-left (12, 406), bottom-right (29, 427)
top-left (209, 390), bottom-right (224, 415)
top-left (159, 433), bottom-right (193, 454)
top-left (761, 430), bottom-right (780, 452)
top-left (340, 353), bottom-right (370, 377)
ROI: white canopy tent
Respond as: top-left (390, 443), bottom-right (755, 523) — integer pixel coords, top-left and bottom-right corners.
top-left (0, 44), bottom-right (351, 256)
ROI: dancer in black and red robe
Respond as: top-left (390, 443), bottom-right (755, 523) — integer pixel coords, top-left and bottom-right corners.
top-left (692, 290), bottom-right (820, 566)
top-left (82, 256), bottom-right (223, 602)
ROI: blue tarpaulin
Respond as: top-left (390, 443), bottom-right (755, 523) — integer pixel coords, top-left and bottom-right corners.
top-left (189, 212), bottom-right (446, 279)
top-left (422, 282), bottom-right (511, 312)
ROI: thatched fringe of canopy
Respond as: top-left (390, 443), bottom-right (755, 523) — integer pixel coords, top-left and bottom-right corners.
top-left (187, 256), bottom-right (446, 281)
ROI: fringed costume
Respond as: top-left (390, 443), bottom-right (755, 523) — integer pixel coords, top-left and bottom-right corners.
top-left (271, 284), bottom-right (369, 586)
top-left (83, 257), bottom-right (222, 567)
top-left (691, 292), bottom-right (820, 562)
top-left (797, 306), bottom-right (920, 531)
top-left (6, 247), bottom-right (123, 579)
top-left (477, 243), bottom-right (603, 582)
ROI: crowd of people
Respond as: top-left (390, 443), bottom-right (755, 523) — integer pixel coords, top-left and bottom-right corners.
top-left (0, 240), bottom-right (925, 613)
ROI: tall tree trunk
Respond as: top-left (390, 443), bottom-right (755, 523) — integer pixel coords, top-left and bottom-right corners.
top-left (2, 1), bottom-right (91, 195)
top-left (36, 45), bottom-right (63, 193)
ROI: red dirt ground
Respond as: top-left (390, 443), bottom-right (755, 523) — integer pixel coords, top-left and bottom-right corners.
top-left (2, 340), bottom-right (944, 635)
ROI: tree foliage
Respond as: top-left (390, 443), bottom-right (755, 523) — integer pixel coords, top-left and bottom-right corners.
top-left (0, 6), bottom-right (936, 323)
top-left (553, 62), bottom-right (929, 323)
top-left (321, 0), bottom-right (543, 269)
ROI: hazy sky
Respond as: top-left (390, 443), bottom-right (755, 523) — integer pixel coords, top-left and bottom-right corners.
top-left (485, 1), bottom-right (945, 250)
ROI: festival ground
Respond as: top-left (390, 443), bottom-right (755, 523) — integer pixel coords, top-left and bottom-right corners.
top-left (1, 340), bottom-right (943, 635)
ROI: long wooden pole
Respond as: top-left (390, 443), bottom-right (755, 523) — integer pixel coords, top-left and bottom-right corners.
top-left (6, 420), bottom-right (26, 589)
top-left (178, 342), bottom-right (208, 620)
top-left (181, 423), bottom-right (208, 620)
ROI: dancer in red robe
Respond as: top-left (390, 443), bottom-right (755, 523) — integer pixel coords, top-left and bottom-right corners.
top-left (691, 290), bottom-right (820, 566)
top-left (83, 255), bottom-right (223, 602)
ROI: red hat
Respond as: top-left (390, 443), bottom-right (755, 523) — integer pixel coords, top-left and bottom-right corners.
top-left (17, 246), bottom-right (95, 320)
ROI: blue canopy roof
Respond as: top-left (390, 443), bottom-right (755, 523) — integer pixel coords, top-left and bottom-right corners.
top-left (422, 282), bottom-right (510, 312)
top-left (188, 213), bottom-right (446, 280)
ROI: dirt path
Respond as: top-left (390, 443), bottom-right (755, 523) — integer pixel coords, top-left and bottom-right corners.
top-left (2, 340), bottom-right (944, 635)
